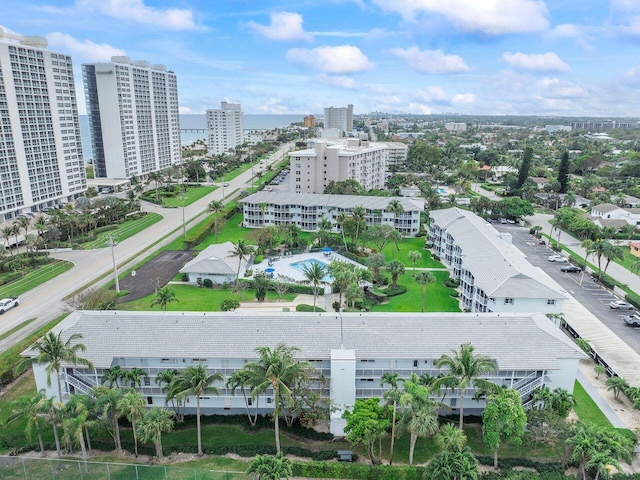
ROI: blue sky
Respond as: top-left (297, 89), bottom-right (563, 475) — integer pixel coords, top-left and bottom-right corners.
top-left (3, 0), bottom-right (640, 116)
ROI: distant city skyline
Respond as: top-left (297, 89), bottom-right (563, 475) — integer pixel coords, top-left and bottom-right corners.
top-left (3, 1), bottom-right (640, 117)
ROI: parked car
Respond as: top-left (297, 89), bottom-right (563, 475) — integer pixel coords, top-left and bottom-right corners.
top-left (0, 297), bottom-right (19, 314)
top-left (506, 219), bottom-right (516, 224)
top-left (622, 314), bottom-right (640, 327)
top-left (548, 254), bottom-right (568, 263)
top-left (499, 218), bottom-right (507, 224)
top-left (609, 300), bottom-right (634, 310)
top-left (560, 265), bottom-right (582, 273)
top-left (223, 182), bottom-right (229, 187)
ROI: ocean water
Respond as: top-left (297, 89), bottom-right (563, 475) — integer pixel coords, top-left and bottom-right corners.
top-left (79, 113), bottom-right (308, 160)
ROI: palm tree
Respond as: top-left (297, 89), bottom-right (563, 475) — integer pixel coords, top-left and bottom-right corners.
top-left (344, 283), bottom-right (362, 310)
top-left (94, 385), bottom-right (124, 453)
top-left (123, 367), bottom-right (147, 388)
top-left (137, 407), bottom-right (175, 458)
top-left (227, 369), bottom-right (259, 426)
top-left (387, 199), bottom-right (404, 227)
top-left (385, 260), bottom-right (405, 288)
top-left (351, 206), bottom-right (367, 249)
top-left (147, 171), bottom-right (163, 200)
top-left (150, 286), bottom-right (178, 312)
top-left (605, 376), bottom-right (628, 400)
top-left (9, 392), bottom-right (47, 456)
top-left (63, 395), bottom-right (91, 469)
top-left (38, 394), bottom-right (64, 461)
top-left (336, 212), bottom-right (349, 251)
top-left (16, 216), bottom-right (30, 238)
top-left (407, 250), bottom-right (422, 277)
top-left (301, 261), bottom-right (327, 312)
top-left (117, 389), bottom-right (146, 457)
top-left (33, 216), bottom-right (49, 238)
top-left (242, 344), bottom-right (309, 453)
top-left (435, 423), bottom-right (468, 451)
top-left (229, 240), bottom-right (255, 290)
top-left (399, 375), bottom-right (439, 465)
top-left (169, 364), bottom-right (223, 456)
top-left (14, 331), bottom-right (93, 402)
top-left (247, 452), bottom-right (293, 480)
top-left (156, 368), bottom-right (183, 420)
top-left (582, 239), bottom-right (618, 280)
top-left (102, 365), bottom-right (124, 388)
top-left (11, 223), bottom-right (21, 251)
top-left (381, 372), bottom-right (402, 465)
top-left (415, 271), bottom-right (435, 312)
top-left (434, 343), bottom-right (497, 430)
top-left (1, 225), bottom-right (14, 255)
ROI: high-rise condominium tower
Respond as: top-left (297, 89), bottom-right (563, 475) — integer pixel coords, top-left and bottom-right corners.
top-left (82, 56), bottom-right (181, 179)
top-left (324, 104), bottom-right (353, 131)
top-left (0, 29), bottom-right (86, 221)
top-left (206, 101), bottom-right (243, 156)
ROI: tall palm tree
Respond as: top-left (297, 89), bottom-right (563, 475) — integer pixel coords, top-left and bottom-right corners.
top-left (301, 261), bottom-right (327, 312)
top-left (1, 225), bottom-right (14, 256)
top-left (16, 216), bottom-right (30, 238)
top-left (156, 368), bottom-right (183, 420)
top-left (242, 344), bottom-right (309, 453)
top-left (102, 365), bottom-right (124, 388)
top-left (11, 223), bottom-right (21, 252)
top-left (381, 372), bottom-right (402, 465)
top-left (434, 343), bottom-right (497, 430)
top-left (147, 171), bottom-right (163, 200)
top-left (227, 369), bottom-right (259, 426)
top-left (351, 206), bottom-right (367, 249)
top-left (387, 199), bottom-right (404, 224)
top-left (229, 240), bottom-right (255, 290)
top-left (37, 394), bottom-right (64, 461)
top-left (94, 385), bottom-right (124, 453)
top-left (581, 239), bottom-right (619, 280)
top-left (33, 216), bottom-right (49, 239)
top-left (385, 260), bottom-right (405, 288)
top-left (208, 200), bottom-right (225, 242)
top-left (415, 271), bottom-right (435, 312)
top-left (399, 375), bottom-right (439, 465)
top-left (9, 392), bottom-right (47, 456)
top-left (169, 364), bottom-right (223, 456)
top-left (137, 407), bottom-right (175, 458)
top-left (63, 395), bottom-right (91, 469)
top-left (14, 331), bottom-right (93, 402)
top-left (117, 389), bottom-right (146, 457)
top-left (247, 452), bottom-right (293, 480)
top-left (123, 367), bottom-right (147, 388)
top-left (407, 250), bottom-right (422, 277)
top-left (150, 286), bottom-right (178, 312)
top-left (336, 212), bottom-right (349, 251)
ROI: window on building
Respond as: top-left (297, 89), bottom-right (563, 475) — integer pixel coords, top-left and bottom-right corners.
top-left (504, 298), bottom-right (514, 305)
top-left (546, 299), bottom-right (556, 305)
top-left (413, 360), bottom-right (418, 367)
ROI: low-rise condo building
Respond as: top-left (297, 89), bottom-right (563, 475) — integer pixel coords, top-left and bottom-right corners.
top-left (241, 192), bottom-right (423, 236)
top-left (429, 208), bottom-right (567, 313)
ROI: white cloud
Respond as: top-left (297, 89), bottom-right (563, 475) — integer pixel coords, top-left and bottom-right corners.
top-left (316, 74), bottom-right (359, 89)
top-left (452, 93), bottom-right (476, 104)
top-left (538, 77), bottom-right (586, 99)
top-left (258, 97), bottom-right (294, 114)
top-left (179, 106), bottom-right (193, 114)
top-left (546, 24), bottom-right (593, 50)
top-left (372, 0), bottom-right (549, 35)
top-left (503, 52), bottom-right (570, 72)
top-left (245, 12), bottom-right (313, 42)
top-left (330, 0), bottom-right (366, 9)
top-left (389, 46), bottom-right (469, 74)
top-left (0, 25), bottom-right (20, 36)
top-left (286, 45), bottom-right (373, 73)
top-left (46, 32), bottom-right (125, 61)
top-left (75, 0), bottom-right (197, 30)
top-left (414, 86), bottom-right (449, 103)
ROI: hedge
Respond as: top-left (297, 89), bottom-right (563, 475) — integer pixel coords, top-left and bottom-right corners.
top-left (382, 285), bottom-right (408, 297)
top-left (184, 215), bottom-right (218, 248)
top-left (92, 224), bottom-right (120, 235)
top-left (296, 304), bottom-right (326, 312)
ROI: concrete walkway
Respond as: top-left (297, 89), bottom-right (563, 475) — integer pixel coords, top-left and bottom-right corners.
top-left (576, 368), bottom-right (627, 428)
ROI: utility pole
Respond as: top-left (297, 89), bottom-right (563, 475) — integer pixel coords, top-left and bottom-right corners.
top-left (179, 193), bottom-right (187, 239)
top-left (104, 234), bottom-right (120, 293)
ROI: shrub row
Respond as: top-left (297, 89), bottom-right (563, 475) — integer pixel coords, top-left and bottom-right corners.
top-left (238, 278), bottom-right (316, 295)
top-left (184, 216), bottom-right (218, 248)
top-left (475, 456), bottom-right (562, 473)
top-left (383, 285), bottom-right (408, 297)
top-left (296, 304), bottom-right (326, 312)
top-left (291, 462), bottom-right (427, 480)
top-left (0, 272), bottom-right (22, 286)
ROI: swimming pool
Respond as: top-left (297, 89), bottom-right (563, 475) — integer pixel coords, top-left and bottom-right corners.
top-left (289, 258), bottom-right (333, 282)
top-left (437, 187), bottom-right (447, 195)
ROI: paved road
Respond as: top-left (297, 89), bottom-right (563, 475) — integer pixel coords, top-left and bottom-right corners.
top-left (0, 144), bottom-right (291, 353)
top-left (495, 222), bottom-right (640, 354)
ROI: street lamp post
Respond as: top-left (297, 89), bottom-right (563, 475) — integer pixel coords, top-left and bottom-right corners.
top-left (104, 234), bottom-right (120, 293)
top-left (222, 184), bottom-right (226, 202)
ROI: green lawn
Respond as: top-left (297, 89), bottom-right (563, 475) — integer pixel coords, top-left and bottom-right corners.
top-left (162, 186), bottom-right (216, 207)
top-left (0, 260), bottom-right (73, 298)
top-left (82, 213), bottom-right (163, 249)
top-left (378, 237), bottom-right (443, 268)
top-left (614, 246), bottom-right (638, 271)
top-left (0, 318), bottom-right (36, 342)
top-left (372, 271), bottom-right (461, 313)
top-left (118, 283), bottom-right (296, 311)
top-left (220, 163), bottom-right (252, 182)
top-left (572, 380), bottom-right (612, 429)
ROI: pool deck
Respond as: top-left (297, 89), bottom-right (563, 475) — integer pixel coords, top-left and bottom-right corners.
top-left (256, 251), bottom-right (364, 283)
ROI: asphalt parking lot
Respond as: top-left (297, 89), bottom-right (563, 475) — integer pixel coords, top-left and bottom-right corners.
top-left (494, 223), bottom-right (640, 354)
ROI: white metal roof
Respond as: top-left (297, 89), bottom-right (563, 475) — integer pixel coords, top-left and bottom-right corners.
top-left (241, 192), bottom-right (424, 212)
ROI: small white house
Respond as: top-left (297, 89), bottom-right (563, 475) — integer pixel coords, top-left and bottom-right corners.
top-left (179, 242), bottom-right (253, 284)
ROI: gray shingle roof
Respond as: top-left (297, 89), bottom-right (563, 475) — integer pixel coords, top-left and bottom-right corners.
top-left (31, 311), bottom-right (584, 371)
top-left (241, 192), bottom-right (424, 212)
top-left (430, 208), bottom-right (566, 299)
top-left (179, 242), bottom-right (247, 276)
top-left (592, 203), bottom-right (620, 214)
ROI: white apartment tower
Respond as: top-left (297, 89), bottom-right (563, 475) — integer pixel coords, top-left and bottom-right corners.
top-left (289, 138), bottom-right (387, 193)
top-left (0, 30), bottom-right (86, 220)
top-left (324, 104), bottom-right (353, 131)
top-left (82, 56), bottom-right (181, 179)
top-left (206, 101), bottom-right (243, 156)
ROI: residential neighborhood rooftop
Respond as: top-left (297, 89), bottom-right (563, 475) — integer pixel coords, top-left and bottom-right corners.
top-left (241, 192), bottom-right (425, 212)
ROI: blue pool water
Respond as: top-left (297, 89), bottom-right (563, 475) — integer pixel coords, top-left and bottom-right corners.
top-left (437, 187), bottom-right (447, 194)
top-left (290, 258), bottom-right (333, 282)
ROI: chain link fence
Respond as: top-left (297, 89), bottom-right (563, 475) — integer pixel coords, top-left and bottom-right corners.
top-left (0, 456), bottom-right (252, 480)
